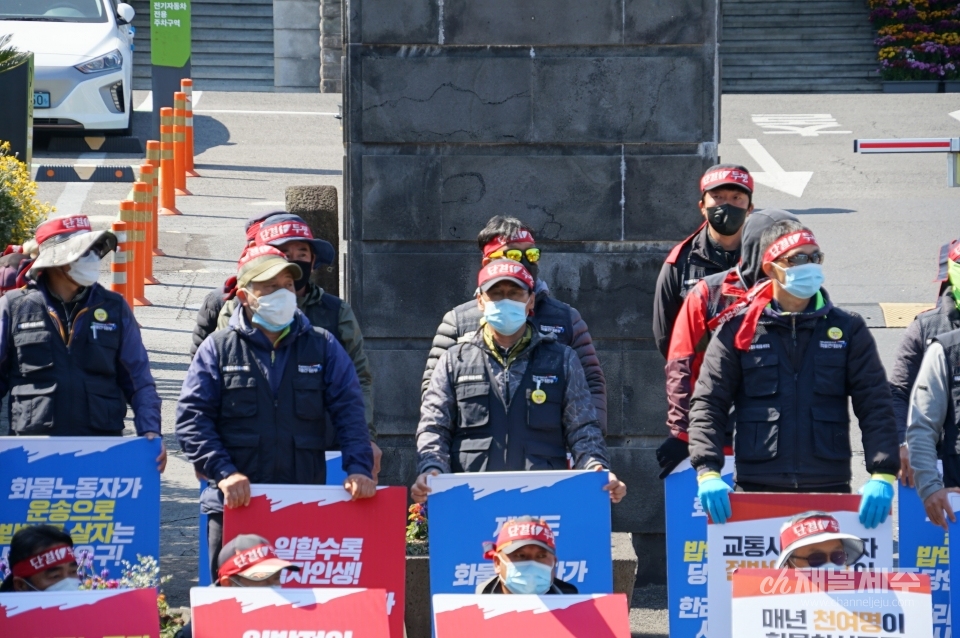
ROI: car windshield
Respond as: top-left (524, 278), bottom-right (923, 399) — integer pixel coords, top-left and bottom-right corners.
top-left (0, 0), bottom-right (108, 22)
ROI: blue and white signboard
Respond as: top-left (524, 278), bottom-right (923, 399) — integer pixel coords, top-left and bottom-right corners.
top-left (900, 484), bottom-right (950, 638)
top-left (664, 457), bottom-right (734, 638)
top-left (427, 471), bottom-right (612, 595)
top-left (0, 437), bottom-right (161, 579)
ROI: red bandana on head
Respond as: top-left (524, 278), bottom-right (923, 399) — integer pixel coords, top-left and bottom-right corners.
top-left (482, 229), bottom-right (536, 258)
top-left (780, 515), bottom-right (841, 551)
top-left (218, 543), bottom-right (277, 579)
top-left (12, 545), bottom-right (76, 579)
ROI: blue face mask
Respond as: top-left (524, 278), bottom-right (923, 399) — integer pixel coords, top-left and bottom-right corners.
top-left (483, 299), bottom-right (528, 336)
top-left (774, 263), bottom-right (824, 300)
top-left (503, 559), bottom-right (553, 595)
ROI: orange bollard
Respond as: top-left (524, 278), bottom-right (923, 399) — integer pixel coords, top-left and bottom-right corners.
top-left (173, 92), bottom-right (191, 196)
top-left (110, 221), bottom-right (130, 308)
top-left (119, 200), bottom-right (147, 306)
top-left (134, 180), bottom-right (158, 286)
top-left (181, 78), bottom-right (200, 178)
top-left (158, 108), bottom-right (181, 216)
top-left (145, 140), bottom-right (165, 255)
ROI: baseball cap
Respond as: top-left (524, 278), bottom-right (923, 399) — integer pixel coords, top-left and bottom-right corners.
top-left (700, 164), bottom-right (753, 195)
top-left (237, 245), bottom-right (302, 288)
top-left (775, 511), bottom-right (865, 569)
top-left (217, 535), bottom-right (299, 582)
top-left (256, 214), bottom-right (335, 267)
top-left (478, 259), bottom-right (534, 293)
top-left (483, 517), bottom-right (556, 560)
top-left (28, 215), bottom-right (116, 278)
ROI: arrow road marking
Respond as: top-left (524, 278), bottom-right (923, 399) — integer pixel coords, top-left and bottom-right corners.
top-left (951, 109), bottom-right (960, 124)
top-left (738, 138), bottom-right (813, 198)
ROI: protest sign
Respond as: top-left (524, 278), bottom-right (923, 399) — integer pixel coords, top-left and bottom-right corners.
top-left (948, 491), bottom-right (960, 635)
top-left (0, 437), bottom-right (160, 579)
top-left (432, 593), bottom-right (630, 637)
top-left (731, 569), bottom-right (932, 637)
top-left (899, 483), bottom-right (950, 638)
top-left (222, 484), bottom-right (406, 638)
top-left (708, 493), bottom-right (894, 638)
top-left (190, 587), bottom-right (389, 638)
top-left (664, 456), bottom-right (734, 638)
top-left (0, 588), bottom-right (160, 637)
top-left (426, 470), bottom-right (611, 595)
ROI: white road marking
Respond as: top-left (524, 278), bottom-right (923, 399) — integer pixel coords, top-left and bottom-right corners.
top-left (752, 114), bottom-right (850, 136)
top-left (51, 153), bottom-right (107, 217)
top-left (135, 92), bottom-right (152, 112)
top-left (951, 109), bottom-right (960, 124)
top-left (192, 90), bottom-right (203, 108)
top-left (192, 109), bottom-right (338, 116)
top-left (248, 200), bottom-right (286, 206)
top-left (738, 139), bottom-right (813, 198)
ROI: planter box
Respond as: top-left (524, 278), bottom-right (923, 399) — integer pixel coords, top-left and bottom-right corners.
top-left (0, 52), bottom-right (33, 165)
top-left (945, 81), bottom-right (960, 93)
top-left (882, 80), bottom-right (942, 93)
top-left (404, 533), bottom-right (638, 638)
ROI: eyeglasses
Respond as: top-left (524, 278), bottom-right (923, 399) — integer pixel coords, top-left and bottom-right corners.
top-left (488, 248), bottom-right (541, 264)
top-left (777, 252), bottom-right (825, 267)
top-left (792, 549), bottom-right (847, 568)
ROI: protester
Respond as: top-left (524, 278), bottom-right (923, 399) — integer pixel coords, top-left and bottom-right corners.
top-left (890, 240), bottom-right (960, 489)
top-left (687, 221), bottom-right (899, 528)
top-left (476, 516), bottom-right (578, 595)
top-left (0, 216), bottom-right (165, 469)
top-left (905, 326), bottom-right (960, 530)
top-left (774, 511), bottom-right (865, 570)
top-left (412, 260), bottom-right (625, 504)
top-left (190, 211), bottom-right (278, 359)
top-left (0, 525), bottom-right (79, 592)
top-left (658, 209), bottom-right (798, 477)
top-left (175, 245), bottom-right (375, 582)
top-left (653, 165), bottom-right (755, 358)
top-left (422, 216), bottom-right (606, 432)
top-left (0, 239), bottom-right (37, 296)
top-left (218, 214), bottom-right (379, 468)
top-left (174, 534), bottom-right (300, 638)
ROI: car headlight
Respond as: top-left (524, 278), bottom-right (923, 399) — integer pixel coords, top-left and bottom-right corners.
top-left (74, 49), bottom-right (123, 74)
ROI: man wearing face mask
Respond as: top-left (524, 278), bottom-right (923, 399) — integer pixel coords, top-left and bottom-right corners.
top-left (653, 165), bottom-right (755, 359)
top-left (687, 221), bottom-right (899, 529)
top-left (217, 214), bottom-right (378, 472)
top-left (411, 260), bottom-right (625, 504)
top-left (0, 525), bottom-right (80, 593)
top-left (0, 216), bottom-right (164, 470)
top-left (476, 516), bottom-right (578, 595)
top-left (176, 246), bottom-right (375, 582)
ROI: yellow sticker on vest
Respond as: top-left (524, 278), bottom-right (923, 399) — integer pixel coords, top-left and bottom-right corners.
top-left (94, 308), bottom-right (108, 322)
top-left (531, 389), bottom-right (547, 405)
top-left (827, 327), bottom-right (843, 340)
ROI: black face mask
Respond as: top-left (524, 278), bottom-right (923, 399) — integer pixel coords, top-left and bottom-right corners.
top-left (706, 204), bottom-right (749, 237)
top-left (292, 260), bottom-right (313, 291)
top-left (520, 257), bottom-right (539, 283)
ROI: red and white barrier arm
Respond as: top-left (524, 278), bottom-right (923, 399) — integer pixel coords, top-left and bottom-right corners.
top-left (854, 138), bottom-right (959, 153)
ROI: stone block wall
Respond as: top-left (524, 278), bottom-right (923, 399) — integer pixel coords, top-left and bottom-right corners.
top-left (274, 0), bottom-right (322, 89)
top-left (320, 0), bottom-right (342, 92)
top-left (343, 0), bottom-right (719, 583)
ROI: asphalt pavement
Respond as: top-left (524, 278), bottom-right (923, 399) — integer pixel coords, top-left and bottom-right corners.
top-left (28, 91), bottom-right (960, 636)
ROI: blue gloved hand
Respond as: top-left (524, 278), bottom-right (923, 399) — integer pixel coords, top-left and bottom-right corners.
top-left (858, 474), bottom-right (896, 529)
top-left (697, 472), bottom-right (733, 524)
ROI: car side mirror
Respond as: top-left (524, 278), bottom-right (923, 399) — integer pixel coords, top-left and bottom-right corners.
top-left (116, 3), bottom-right (135, 24)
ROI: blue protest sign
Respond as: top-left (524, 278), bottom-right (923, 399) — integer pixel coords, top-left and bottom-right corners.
top-left (899, 484), bottom-right (950, 638)
top-left (427, 471), bottom-right (611, 595)
top-left (0, 437), bottom-right (160, 579)
top-left (664, 457), bottom-right (733, 638)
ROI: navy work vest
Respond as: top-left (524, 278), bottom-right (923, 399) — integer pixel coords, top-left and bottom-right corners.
top-left (305, 292), bottom-right (342, 345)
top-left (211, 325), bottom-right (329, 485)
top-left (6, 285), bottom-right (127, 436)
top-left (934, 330), bottom-right (960, 489)
top-left (448, 336), bottom-right (568, 472)
top-left (734, 309), bottom-right (856, 488)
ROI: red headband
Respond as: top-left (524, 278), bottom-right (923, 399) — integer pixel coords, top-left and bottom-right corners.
top-left (482, 230), bottom-right (536, 258)
top-left (483, 519), bottom-right (556, 560)
top-left (780, 516), bottom-right (841, 550)
top-left (218, 543), bottom-right (277, 579)
top-left (12, 545), bottom-right (76, 579)
top-left (35, 216), bottom-right (92, 246)
top-left (257, 221), bottom-right (315, 246)
top-left (763, 230), bottom-right (818, 265)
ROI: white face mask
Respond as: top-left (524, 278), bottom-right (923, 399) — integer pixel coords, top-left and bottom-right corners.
top-left (41, 576), bottom-right (81, 592)
top-left (249, 288), bottom-right (297, 332)
top-left (66, 251), bottom-right (101, 287)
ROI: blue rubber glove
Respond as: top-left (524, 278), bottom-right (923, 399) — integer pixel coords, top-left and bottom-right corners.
top-left (858, 474), bottom-right (896, 529)
top-left (697, 472), bottom-right (733, 524)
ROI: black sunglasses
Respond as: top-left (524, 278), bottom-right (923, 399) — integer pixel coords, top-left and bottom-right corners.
top-left (792, 549), bottom-right (846, 568)
top-left (777, 252), bottom-right (825, 266)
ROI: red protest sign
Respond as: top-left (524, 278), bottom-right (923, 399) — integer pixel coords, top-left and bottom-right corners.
top-left (0, 588), bottom-right (160, 637)
top-left (432, 594), bottom-right (630, 637)
top-left (223, 485), bottom-right (406, 638)
top-left (191, 588), bottom-right (389, 638)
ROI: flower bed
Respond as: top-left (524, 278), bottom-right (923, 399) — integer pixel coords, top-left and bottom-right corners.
top-left (868, 0), bottom-right (960, 80)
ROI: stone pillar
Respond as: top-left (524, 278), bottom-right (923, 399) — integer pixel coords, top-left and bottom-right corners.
top-left (285, 185), bottom-right (340, 296)
top-left (343, 0), bottom-right (719, 586)
top-left (274, 0), bottom-right (321, 90)
top-left (320, 0), bottom-right (342, 92)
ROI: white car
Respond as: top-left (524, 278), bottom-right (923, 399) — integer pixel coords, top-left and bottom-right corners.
top-left (0, 0), bottom-right (135, 133)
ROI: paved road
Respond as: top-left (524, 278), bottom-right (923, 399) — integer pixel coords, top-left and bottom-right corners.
top-left (29, 92), bottom-right (960, 636)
